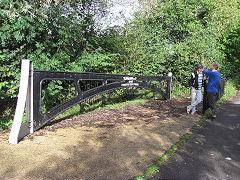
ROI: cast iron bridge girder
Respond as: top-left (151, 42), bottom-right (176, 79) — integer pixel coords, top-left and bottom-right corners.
top-left (33, 70), bottom-right (171, 131)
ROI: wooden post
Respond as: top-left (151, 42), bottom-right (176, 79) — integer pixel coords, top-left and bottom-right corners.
top-left (9, 60), bottom-right (33, 144)
top-left (167, 72), bottom-right (172, 99)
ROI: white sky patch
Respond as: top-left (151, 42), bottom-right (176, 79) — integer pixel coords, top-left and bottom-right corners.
top-left (99, 0), bottom-right (140, 29)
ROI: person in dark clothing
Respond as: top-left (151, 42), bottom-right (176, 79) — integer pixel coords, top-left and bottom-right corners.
top-left (203, 62), bottom-right (220, 119)
top-left (187, 64), bottom-right (206, 114)
top-left (202, 79), bottom-right (209, 114)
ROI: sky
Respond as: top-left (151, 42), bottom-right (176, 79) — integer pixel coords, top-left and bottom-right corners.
top-left (99, 0), bottom-right (140, 29)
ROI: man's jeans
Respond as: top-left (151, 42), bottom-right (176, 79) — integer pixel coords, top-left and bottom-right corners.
top-left (188, 89), bottom-right (202, 113)
top-left (207, 92), bottom-right (217, 117)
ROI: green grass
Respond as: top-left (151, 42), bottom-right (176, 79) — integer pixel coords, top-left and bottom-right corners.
top-left (171, 83), bottom-right (191, 98)
top-left (0, 106), bottom-right (14, 130)
top-left (0, 111), bottom-right (27, 130)
top-left (135, 132), bottom-right (193, 180)
top-left (0, 118), bottom-right (13, 130)
top-left (135, 166), bottom-right (159, 180)
top-left (217, 80), bottom-right (237, 107)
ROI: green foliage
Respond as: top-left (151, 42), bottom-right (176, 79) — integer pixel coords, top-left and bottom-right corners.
top-left (68, 48), bottom-right (120, 73)
top-left (144, 166), bottom-right (159, 178)
top-left (217, 80), bottom-right (237, 106)
top-left (135, 176), bottom-right (145, 180)
top-left (0, 0), bottom-right (107, 104)
top-left (1, 0), bottom-right (240, 128)
top-left (0, 118), bottom-right (13, 130)
top-left (201, 0), bottom-right (240, 37)
top-left (171, 82), bottom-right (191, 98)
top-left (41, 80), bottom-right (76, 113)
top-left (134, 166), bottom-right (158, 180)
top-left (219, 20), bottom-right (240, 77)
top-left (1, 0), bottom-right (44, 99)
top-left (117, 0), bottom-right (230, 78)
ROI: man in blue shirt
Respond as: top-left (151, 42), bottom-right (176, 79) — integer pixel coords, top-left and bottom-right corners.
top-left (203, 62), bottom-right (220, 119)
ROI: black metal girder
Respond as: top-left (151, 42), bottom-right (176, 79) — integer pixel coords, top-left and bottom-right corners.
top-left (33, 70), bottom-right (171, 130)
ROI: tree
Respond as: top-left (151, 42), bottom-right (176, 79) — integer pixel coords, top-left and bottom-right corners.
top-left (220, 20), bottom-right (240, 77)
top-left (117, 0), bottom-right (224, 78)
top-left (200, 0), bottom-right (240, 38)
top-left (0, 0), bottom-right (107, 102)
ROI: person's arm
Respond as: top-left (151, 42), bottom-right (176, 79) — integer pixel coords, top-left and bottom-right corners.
top-left (188, 73), bottom-right (195, 89)
top-left (203, 69), bottom-right (212, 76)
top-left (202, 74), bottom-right (207, 87)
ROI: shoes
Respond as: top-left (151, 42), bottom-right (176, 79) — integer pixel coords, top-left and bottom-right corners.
top-left (187, 107), bottom-right (190, 114)
top-left (207, 115), bottom-right (216, 121)
top-left (191, 111), bottom-right (196, 115)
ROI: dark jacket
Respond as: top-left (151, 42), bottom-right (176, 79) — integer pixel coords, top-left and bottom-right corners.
top-left (188, 72), bottom-right (206, 90)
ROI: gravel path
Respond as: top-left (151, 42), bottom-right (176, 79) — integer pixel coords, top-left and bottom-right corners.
top-left (0, 98), bottom-right (201, 180)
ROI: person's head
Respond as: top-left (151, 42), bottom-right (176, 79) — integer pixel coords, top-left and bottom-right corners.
top-left (210, 62), bottom-right (219, 70)
top-left (197, 64), bottom-right (203, 73)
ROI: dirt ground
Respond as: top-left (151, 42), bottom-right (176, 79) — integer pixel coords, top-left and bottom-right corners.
top-left (0, 97), bottom-right (202, 180)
